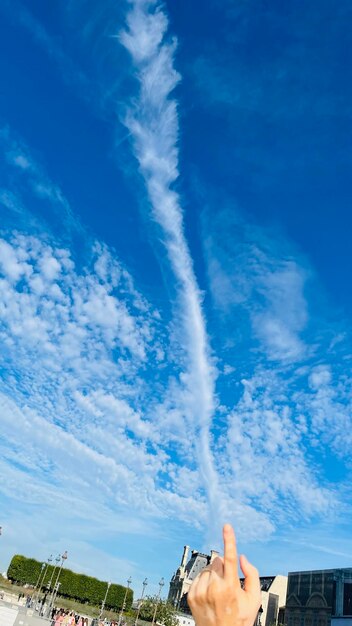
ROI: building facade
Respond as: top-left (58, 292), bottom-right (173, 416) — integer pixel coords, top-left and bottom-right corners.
top-left (168, 544), bottom-right (287, 626)
top-left (285, 569), bottom-right (352, 626)
top-left (255, 576), bottom-right (288, 626)
top-left (168, 545), bottom-right (219, 613)
top-left (175, 613), bottom-right (195, 626)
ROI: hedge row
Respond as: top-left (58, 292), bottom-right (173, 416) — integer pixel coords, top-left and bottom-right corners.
top-left (7, 555), bottom-right (133, 610)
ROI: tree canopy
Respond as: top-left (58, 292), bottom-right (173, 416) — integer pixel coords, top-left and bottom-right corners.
top-left (138, 596), bottom-right (178, 626)
top-left (7, 555), bottom-right (133, 610)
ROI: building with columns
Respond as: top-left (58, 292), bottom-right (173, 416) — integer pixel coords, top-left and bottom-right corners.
top-left (285, 568), bottom-right (352, 626)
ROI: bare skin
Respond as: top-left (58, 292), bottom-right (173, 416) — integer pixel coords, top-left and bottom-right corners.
top-left (188, 524), bottom-right (261, 626)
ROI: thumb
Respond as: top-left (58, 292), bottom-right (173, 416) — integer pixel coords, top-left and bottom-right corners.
top-left (239, 554), bottom-right (261, 600)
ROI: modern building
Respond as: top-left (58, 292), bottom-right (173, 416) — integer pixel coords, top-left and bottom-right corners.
top-left (285, 568), bottom-right (352, 626)
top-left (168, 544), bottom-right (287, 626)
top-left (255, 576), bottom-right (288, 626)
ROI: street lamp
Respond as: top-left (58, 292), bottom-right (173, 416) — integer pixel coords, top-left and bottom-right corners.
top-left (50, 581), bottom-right (61, 615)
top-left (98, 580), bottom-right (111, 622)
top-left (34, 564), bottom-right (46, 592)
top-left (118, 577), bottom-right (132, 626)
top-left (45, 551), bottom-right (67, 617)
top-left (30, 562), bottom-right (45, 610)
top-left (33, 555), bottom-right (53, 610)
top-left (151, 578), bottom-right (164, 626)
top-left (54, 551), bottom-right (67, 591)
top-left (42, 555), bottom-right (53, 587)
top-left (47, 555), bottom-right (61, 592)
top-left (37, 555), bottom-right (54, 612)
top-left (134, 578), bottom-right (148, 626)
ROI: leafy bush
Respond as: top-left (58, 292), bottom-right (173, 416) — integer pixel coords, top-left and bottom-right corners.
top-left (7, 555), bottom-right (133, 610)
top-left (138, 596), bottom-right (178, 626)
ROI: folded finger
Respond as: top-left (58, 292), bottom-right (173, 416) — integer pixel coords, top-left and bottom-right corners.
top-left (194, 568), bottom-right (212, 599)
top-left (240, 554), bottom-right (261, 601)
top-left (210, 556), bottom-right (224, 577)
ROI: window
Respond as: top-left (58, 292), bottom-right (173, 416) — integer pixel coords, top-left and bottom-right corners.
top-left (343, 583), bottom-right (352, 616)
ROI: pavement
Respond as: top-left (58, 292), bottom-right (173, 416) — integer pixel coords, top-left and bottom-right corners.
top-left (0, 597), bottom-right (51, 626)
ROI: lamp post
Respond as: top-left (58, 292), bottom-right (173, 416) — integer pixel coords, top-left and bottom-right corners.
top-left (47, 554), bottom-right (61, 592)
top-left (35, 564), bottom-right (46, 593)
top-left (50, 581), bottom-right (61, 615)
top-left (151, 578), bottom-right (164, 626)
top-left (118, 576), bottom-right (132, 626)
top-left (134, 578), bottom-right (148, 626)
top-left (33, 555), bottom-right (53, 610)
top-left (38, 555), bottom-right (54, 613)
top-left (42, 555), bottom-right (53, 588)
top-left (30, 563), bottom-right (45, 610)
top-left (98, 580), bottom-right (111, 622)
top-left (45, 551), bottom-right (67, 617)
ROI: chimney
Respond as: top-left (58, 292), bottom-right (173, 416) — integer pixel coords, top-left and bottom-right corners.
top-left (210, 550), bottom-right (219, 563)
top-left (181, 545), bottom-right (190, 568)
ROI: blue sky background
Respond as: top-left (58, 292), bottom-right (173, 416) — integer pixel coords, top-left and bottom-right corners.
top-left (0, 0), bottom-right (352, 597)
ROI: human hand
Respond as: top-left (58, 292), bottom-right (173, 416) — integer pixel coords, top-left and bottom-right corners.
top-left (187, 524), bottom-right (261, 626)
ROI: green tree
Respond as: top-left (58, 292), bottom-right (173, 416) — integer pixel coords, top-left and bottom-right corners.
top-left (139, 597), bottom-right (178, 626)
top-left (7, 555), bottom-right (133, 610)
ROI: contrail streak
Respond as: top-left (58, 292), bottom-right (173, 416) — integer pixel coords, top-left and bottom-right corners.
top-left (120, 0), bottom-right (225, 535)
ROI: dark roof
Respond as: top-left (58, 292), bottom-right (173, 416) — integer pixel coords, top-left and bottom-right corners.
top-left (288, 568), bottom-right (352, 576)
top-left (240, 576), bottom-right (276, 592)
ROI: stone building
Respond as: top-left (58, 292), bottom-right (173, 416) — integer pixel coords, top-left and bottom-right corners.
top-left (168, 545), bottom-right (219, 613)
top-left (285, 568), bottom-right (352, 626)
top-left (168, 545), bottom-right (287, 626)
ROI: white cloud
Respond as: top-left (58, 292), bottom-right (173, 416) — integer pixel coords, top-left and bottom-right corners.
top-left (11, 154), bottom-right (31, 169)
top-left (205, 210), bottom-right (309, 362)
top-left (0, 227), bottom-right (214, 548)
top-left (0, 126), bottom-right (84, 238)
top-left (308, 365), bottom-right (332, 389)
top-left (224, 370), bottom-right (336, 524)
top-left (297, 365), bottom-right (352, 458)
top-left (1, 0), bottom-right (351, 582)
top-left (120, 0), bottom-right (225, 535)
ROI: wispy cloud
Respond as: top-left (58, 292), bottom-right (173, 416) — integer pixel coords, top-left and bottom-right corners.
top-left (205, 209), bottom-right (309, 362)
top-left (119, 0), bottom-right (225, 539)
top-left (0, 0), bottom-right (90, 95)
top-left (200, 204), bottom-right (352, 535)
top-left (0, 136), bottom-right (212, 579)
top-left (0, 126), bottom-right (84, 239)
top-left (2, 0), bottom-right (352, 582)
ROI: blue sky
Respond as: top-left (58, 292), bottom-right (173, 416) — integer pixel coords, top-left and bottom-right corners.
top-left (0, 0), bottom-right (352, 598)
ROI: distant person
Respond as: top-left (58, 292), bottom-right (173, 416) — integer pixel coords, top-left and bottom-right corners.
top-left (188, 524), bottom-right (261, 626)
top-left (54, 610), bottom-right (64, 626)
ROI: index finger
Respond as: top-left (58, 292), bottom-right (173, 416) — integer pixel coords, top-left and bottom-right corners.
top-left (223, 523), bottom-right (240, 586)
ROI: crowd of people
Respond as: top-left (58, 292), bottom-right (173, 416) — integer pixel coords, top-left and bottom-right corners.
top-left (50, 608), bottom-right (122, 626)
top-left (51, 608), bottom-right (89, 625)
top-left (19, 593), bottom-right (122, 626)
